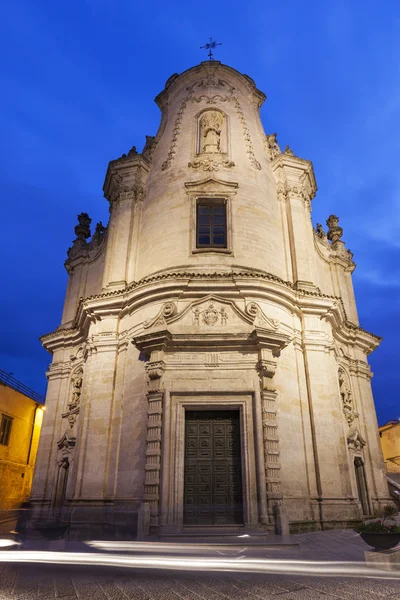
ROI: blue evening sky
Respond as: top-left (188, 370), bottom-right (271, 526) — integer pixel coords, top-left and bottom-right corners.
top-left (1, 1), bottom-right (399, 424)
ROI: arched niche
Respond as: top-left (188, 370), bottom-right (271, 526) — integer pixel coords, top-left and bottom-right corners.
top-left (196, 108), bottom-right (228, 155)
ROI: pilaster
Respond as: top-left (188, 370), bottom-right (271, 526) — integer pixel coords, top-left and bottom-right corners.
top-left (102, 155), bottom-right (149, 289)
top-left (271, 149), bottom-right (317, 291)
top-left (70, 320), bottom-right (119, 504)
top-left (301, 325), bottom-right (356, 520)
top-left (133, 333), bottom-right (170, 529)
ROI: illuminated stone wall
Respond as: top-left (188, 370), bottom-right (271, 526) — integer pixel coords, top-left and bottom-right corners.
top-left (379, 421), bottom-right (400, 472)
top-left (0, 383), bottom-right (43, 512)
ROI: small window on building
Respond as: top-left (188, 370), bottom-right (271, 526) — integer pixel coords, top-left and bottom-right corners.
top-left (0, 414), bottom-right (13, 446)
top-left (196, 200), bottom-right (227, 248)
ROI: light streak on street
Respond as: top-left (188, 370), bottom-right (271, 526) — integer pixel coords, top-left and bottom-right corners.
top-left (0, 550), bottom-right (399, 580)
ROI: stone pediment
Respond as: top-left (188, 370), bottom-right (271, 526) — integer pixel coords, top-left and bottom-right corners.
top-left (143, 296), bottom-right (280, 335)
top-left (184, 178), bottom-right (238, 193)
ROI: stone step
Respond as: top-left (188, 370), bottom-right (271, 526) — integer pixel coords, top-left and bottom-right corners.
top-left (157, 532), bottom-right (299, 547)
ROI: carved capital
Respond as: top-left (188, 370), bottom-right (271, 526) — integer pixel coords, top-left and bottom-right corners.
top-left (257, 346), bottom-right (278, 392)
top-left (146, 360), bottom-right (166, 380)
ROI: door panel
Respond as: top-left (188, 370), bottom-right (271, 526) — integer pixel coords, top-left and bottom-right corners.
top-left (184, 410), bottom-right (243, 525)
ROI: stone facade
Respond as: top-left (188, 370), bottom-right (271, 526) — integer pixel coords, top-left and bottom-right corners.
top-left (30, 61), bottom-right (391, 536)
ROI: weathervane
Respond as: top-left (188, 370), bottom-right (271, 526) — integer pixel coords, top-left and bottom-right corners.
top-left (200, 37), bottom-right (222, 61)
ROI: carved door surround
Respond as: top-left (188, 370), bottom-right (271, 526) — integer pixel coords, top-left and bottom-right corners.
top-left (133, 296), bottom-right (291, 533)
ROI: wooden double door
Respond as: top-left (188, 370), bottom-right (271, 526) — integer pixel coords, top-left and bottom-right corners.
top-left (183, 410), bottom-right (243, 525)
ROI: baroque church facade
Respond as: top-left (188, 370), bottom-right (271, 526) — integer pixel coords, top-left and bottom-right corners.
top-left (31, 61), bottom-right (390, 536)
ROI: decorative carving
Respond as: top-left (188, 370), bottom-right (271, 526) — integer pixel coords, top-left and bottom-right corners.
top-left (260, 386), bottom-right (282, 518)
top-left (118, 146), bottom-right (138, 159)
top-left (315, 223), bottom-right (327, 239)
top-left (70, 344), bottom-right (87, 362)
top-left (246, 303), bottom-right (260, 319)
top-left (220, 307), bottom-right (228, 325)
top-left (245, 303), bottom-right (279, 330)
top-left (161, 98), bottom-right (188, 171)
top-left (205, 352), bottom-right (219, 367)
top-left (191, 302), bottom-right (228, 326)
top-left (67, 413), bottom-right (77, 429)
top-left (75, 213), bottom-right (91, 240)
top-left (232, 96), bottom-right (261, 170)
top-left (187, 76), bottom-right (235, 105)
top-left (143, 358), bottom-right (165, 528)
top-left (203, 303), bottom-right (219, 326)
top-left (258, 357), bottom-right (278, 392)
top-left (347, 428), bottom-right (366, 451)
top-left (142, 135), bottom-right (157, 163)
top-left (199, 110), bottom-right (224, 153)
top-left (338, 367), bottom-right (359, 428)
top-left (265, 133), bottom-right (281, 161)
top-left (67, 213), bottom-right (91, 260)
top-left (326, 215), bottom-right (343, 244)
top-left (90, 221), bottom-right (106, 246)
top-left (143, 302), bottom-right (178, 329)
top-left (192, 94), bottom-right (232, 104)
top-left (57, 431), bottom-right (76, 457)
top-left (283, 145), bottom-right (294, 156)
top-left (68, 368), bottom-right (83, 410)
top-left (146, 361), bottom-right (166, 381)
top-left (188, 158), bottom-right (235, 171)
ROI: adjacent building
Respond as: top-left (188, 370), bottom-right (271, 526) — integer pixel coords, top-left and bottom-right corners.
top-left (379, 420), bottom-right (400, 508)
top-left (30, 60), bottom-right (391, 537)
top-left (0, 369), bottom-right (44, 517)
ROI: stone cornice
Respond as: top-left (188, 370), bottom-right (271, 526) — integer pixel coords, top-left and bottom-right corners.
top-left (156, 61), bottom-right (266, 110)
top-left (133, 327), bottom-right (291, 357)
top-left (321, 302), bottom-right (381, 355)
top-left (40, 327), bottom-right (85, 354)
top-left (40, 267), bottom-right (380, 356)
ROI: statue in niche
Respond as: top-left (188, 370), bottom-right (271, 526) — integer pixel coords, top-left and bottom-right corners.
top-left (199, 111), bottom-right (224, 154)
top-left (338, 368), bottom-right (357, 426)
top-left (68, 369), bottom-right (83, 409)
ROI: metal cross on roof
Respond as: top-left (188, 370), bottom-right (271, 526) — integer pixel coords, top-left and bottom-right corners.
top-left (200, 37), bottom-right (222, 61)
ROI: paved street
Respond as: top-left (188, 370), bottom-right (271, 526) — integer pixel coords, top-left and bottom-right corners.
top-left (0, 531), bottom-right (399, 599)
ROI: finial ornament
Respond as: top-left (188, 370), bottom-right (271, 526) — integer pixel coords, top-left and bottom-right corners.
top-left (200, 37), bottom-right (222, 61)
top-left (326, 215), bottom-right (343, 244)
top-left (75, 213), bottom-right (91, 240)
